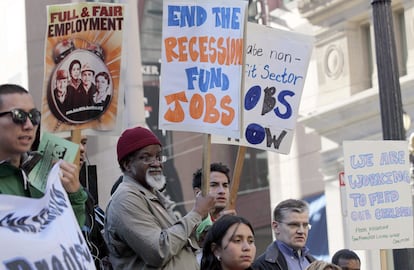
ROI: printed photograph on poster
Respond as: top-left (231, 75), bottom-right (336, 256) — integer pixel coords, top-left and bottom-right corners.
top-left (28, 132), bottom-right (79, 193)
top-left (42, 3), bottom-right (124, 132)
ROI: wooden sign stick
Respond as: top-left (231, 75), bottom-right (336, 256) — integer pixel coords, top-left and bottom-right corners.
top-left (70, 129), bottom-right (82, 168)
top-left (201, 134), bottom-right (211, 196)
top-left (228, 145), bottom-right (246, 210)
top-left (380, 249), bottom-right (389, 270)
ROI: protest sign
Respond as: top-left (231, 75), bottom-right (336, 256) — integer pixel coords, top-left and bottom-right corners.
top-left (212, 22), bottom-right (313, 154)
top-left (343, 140), bottom-right (414, 250)
top-left (29, 132), bottom-right (79, 193)
top-left (159, 0), bottom-right (247, 138)
top-left (0, 162), bottom-right (95, 269)
top-left (42, 2), bottom-right (124, 132)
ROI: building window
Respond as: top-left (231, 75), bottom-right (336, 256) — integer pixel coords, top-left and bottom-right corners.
top-left (239, 149), bottom-right (269, 191)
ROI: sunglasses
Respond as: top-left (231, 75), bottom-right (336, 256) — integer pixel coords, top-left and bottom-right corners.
top-left (0, 108), bottom-right (41, 125)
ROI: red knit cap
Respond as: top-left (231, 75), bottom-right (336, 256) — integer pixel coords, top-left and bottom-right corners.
top-left (117, 126), bottom-right (161, 162)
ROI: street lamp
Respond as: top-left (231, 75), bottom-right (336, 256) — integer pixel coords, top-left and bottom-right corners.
top-left (371, 0), bottom-right (414, 268)
top-left (371, 0), bottom-right (405, 141)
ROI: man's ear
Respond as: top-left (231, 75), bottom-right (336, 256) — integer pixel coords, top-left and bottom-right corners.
top-left (272, 220), bottom-right (281, 235)
top-left (121, 159), bottom-right (130, 172)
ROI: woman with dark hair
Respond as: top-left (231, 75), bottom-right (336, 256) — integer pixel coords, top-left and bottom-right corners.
top-left (68, 59), bottom-right (82, 92)
top-left (201, 215), bottom-right (256, 270)
top-left (65, 59), bottom-right (82, 118)
top-left (93, 71), bottom-right (111, 107)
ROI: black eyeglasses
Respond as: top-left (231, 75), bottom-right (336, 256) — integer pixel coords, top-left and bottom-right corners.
top-left (0, 108), bottom-right (41, 125)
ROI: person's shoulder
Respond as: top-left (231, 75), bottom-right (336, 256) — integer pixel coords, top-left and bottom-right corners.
top-left (110, 181), bottom-right (149, 205)
top-left (252, 254), bottom-right (277, 270)
top-left (306, 252), bottom-right (317, 263)
top-left (252, 242), bottom-right (283, 267)
top-left (252, 250), bottom-right (271, 266)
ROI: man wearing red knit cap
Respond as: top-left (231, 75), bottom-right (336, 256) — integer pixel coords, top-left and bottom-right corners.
top-left (104, 126), bottom-right (215, 270)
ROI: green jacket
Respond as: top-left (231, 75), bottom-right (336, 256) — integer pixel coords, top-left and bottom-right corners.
top-left (0, 156), bottom-right (87, 226)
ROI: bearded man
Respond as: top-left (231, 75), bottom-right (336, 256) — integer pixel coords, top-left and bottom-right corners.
top-left (104, 126), bottom-right (215, 270)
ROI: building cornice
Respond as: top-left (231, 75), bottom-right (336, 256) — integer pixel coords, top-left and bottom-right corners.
top-left (297, 0), bottom-right (371, 26)
top-left (298, 74), bottom-right (414, 143)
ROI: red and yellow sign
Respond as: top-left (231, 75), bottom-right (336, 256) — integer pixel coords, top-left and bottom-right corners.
top-left (42, 3), bottom-right (124, 132)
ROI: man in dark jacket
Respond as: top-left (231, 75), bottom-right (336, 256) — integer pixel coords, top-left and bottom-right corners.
top-left (253, 199), bottom-right (316, 270)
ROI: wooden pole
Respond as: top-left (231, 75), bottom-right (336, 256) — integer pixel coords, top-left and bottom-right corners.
top-left (71, 129), bottom-right (81, 167)
top-left (201, 134), bottom-right (211, 196)
top-left (228, 146), bottom-right (246, 210)
top-left (380, 249), bottom-right (388, 270)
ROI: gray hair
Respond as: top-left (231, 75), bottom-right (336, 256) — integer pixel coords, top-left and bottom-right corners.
top-left (273, 199), bottom-right (309, 222)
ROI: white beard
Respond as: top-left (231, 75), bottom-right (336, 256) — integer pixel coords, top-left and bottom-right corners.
top-left (146, 169), bottom-right (166, 191)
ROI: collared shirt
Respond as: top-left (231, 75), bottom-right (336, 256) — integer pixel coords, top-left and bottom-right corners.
top-left (277, 241), bottom-right (312, 270)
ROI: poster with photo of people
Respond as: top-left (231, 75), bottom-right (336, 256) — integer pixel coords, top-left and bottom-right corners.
top-left (42, 2), bottom-right (124, 132)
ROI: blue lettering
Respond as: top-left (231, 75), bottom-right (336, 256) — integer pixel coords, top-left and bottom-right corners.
top-left (211, 7), bottom-right (241, 29)
top-left (375, 207), bottom-right (413, 219)
top-left (245, 123), bottom-right (287, 149)
top-left (168, 5), bottom-right (207, 27)
top-left (380, 151), bottom-right (405, 165)
top-left (274, 90), bottom-right (294, 119)
top-left (185, 66), bottom-right (229, 92)
top-left (350, 153), bottom-right (374, 169)
top-left (245, 123), bottom-right (265, 145)
top-left (261, 66), bottom-right (303, 85)
top-left (244, 85), bottom-right (261, 110)
top-left (368, 190), bottom-right (399, 206)
top-left (351, 210), bottom-right (371, 221)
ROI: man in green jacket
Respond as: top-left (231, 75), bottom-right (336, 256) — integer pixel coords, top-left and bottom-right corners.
top-left (0, 83), bottom-right (87, 226)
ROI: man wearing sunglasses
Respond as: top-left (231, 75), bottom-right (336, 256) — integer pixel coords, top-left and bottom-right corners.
top-left (253, 199), bottom-right (316, 270)
top-left (0, 83), bottom-right (87, 227)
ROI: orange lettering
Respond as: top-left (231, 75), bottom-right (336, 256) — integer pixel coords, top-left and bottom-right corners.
top-left (164, 36), bottom-right (243, 65)
top-left (203, 93), bottom-right (220, 123)
top-left (164, 91), bottom-right (187, 122)
top-left (235, 39), bottom-right (243, 65)
top-left (220, 95), bottom-right (234, 126)
top-left (199, 36), bottom-right (208, 62)
top-left (217, 37), bottom-right (225, 65)
top-left (209, 37), bottom-right (217, 63)
top-left (189, 94), bottom-right (204, 119)
top-left (189, 37), bottom-right (198, 61)
top-left (164, 37), bottom-right (178, 62)
top-left (178, 37), bottom-right (188, 61)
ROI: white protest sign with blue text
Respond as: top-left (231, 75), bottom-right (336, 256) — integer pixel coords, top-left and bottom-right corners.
top-left (343, 140), bottom-right (414, 250)
top-left (212, 22), bottom-right (313, 154)
top-left (159, 0), bottom-right (247, 138)
top-left (0, 162), bottom-right (95, 269)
